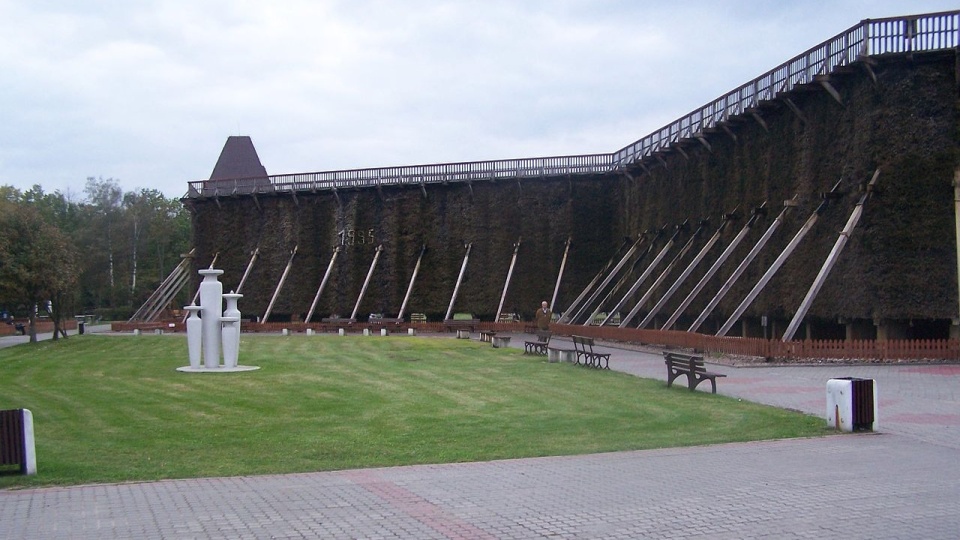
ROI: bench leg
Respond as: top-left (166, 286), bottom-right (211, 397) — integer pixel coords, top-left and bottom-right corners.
top-left (666, 370), bottom-right (679, 388)
top-left (689, 375), bottom-right (718, 393)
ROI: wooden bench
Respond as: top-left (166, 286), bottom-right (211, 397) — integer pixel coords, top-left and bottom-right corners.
top-left (321, 317), bottom-right (356, 324)
top-left (369, 313), bottom-right (404, 325)
top-left (571, 336), bottom-right (611, 369)
top-left (663, 351), bottom-right (727, 393)
top-left (524, 331), bottom-right (551, 355)
top-left (479, 330), bottom-right (497, 342)
top-left (497, 312), bottom-right (520, 323)
top-left (444, 313), bottom-right (479, 333)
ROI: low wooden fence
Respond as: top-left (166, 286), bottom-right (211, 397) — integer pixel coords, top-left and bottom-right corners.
top-left (112, 320), bottom-right (959, 361)
top-left (549, 324), bottom-right (960, 361)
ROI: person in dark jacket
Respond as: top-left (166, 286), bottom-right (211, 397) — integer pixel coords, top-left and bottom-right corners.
top-left (534, 301), bottom-right (552, 331)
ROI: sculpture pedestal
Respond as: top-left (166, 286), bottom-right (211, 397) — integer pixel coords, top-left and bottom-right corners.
top-left (176, 365), bottom-right (261, 373)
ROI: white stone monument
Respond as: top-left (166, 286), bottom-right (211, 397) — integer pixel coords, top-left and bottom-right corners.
top-left (184, 304), bottom-right (202, 369)
top-left (198, 269), bottom-right (223, 368)
top-left (178, 270), bottom-right (259, 373)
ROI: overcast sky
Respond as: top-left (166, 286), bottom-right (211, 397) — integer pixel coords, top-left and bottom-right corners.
top-left (1, 1), bottom-right (956, 199)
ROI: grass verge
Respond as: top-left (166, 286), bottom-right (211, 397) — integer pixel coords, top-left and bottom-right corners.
top-left (0, 334), bottom-right (826, 488)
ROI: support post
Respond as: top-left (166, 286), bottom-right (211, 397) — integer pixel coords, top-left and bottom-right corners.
top-left (397, 244), bottom-right (425, 321)
top-left (602, 230), bottom-right (676, 326)
top-left (445, 243), bottom-right (472, 321)
top-left (640, 215), bottom-right (734, 328)
top-left (150, 269), bottom-right (191, 323)
top-left (717, 181), bottom-right (840, 336)
top-left (620, 222), bottom-right (704, 328)
top-left (351, 245), bottom-right (384, 321)
top-left (131, 248), bottom-right (195, 322)
top-left (557, 239), bottom-right (629, 323)
top-left (690, 200), bottom-right (794, 333)
top-left (261, 246), bottom-right (297, 324)
top-left (550, 237), bottom-right (571, 312)
top-left (585, 236), bottom-right (653, 325)
top-left (496, 238), bottom-right (521, 321)
top-left (955, 167), bottom-right (960, 326)
top-left (304, 246), bottom-right (341, 324)
top-left (569, 234), bottom-right (645, 324)
top-left (782, 170), bottom-right (880, 341)
top-left (236, 246), bottom-right (260, 294)
top-left (663, 204), bottom-right (765, 330)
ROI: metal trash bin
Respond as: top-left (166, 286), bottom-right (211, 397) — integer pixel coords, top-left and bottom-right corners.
top-left (826, 377), bottom-right (877, 432)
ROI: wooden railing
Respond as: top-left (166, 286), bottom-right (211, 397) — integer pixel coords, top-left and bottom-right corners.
top-left (185, 11), bottom-right (958, 199)
top-left (611, 11), bottom-right (960, 165)
top-left (187, 153), bottom-right (617, 198)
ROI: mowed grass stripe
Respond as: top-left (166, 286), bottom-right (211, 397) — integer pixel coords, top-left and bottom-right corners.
top-left (0, 335), bottom-right (826, 487)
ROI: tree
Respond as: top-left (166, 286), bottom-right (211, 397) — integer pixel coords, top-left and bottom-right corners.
top-left (0, 199), bottom-right (79, 342)
top-left (2, 179), bottom-right (192, 322)
top-left (83, 177), bottom-right (123, 306)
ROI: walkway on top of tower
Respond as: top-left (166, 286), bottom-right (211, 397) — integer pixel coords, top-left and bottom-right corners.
top-left (184, 10), bottom-right (959, 201)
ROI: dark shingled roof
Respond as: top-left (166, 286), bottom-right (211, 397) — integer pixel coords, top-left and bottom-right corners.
top-left (210, 136), bottom-right (269, 180)
top-left (199, 136), bottom-right (273, 196)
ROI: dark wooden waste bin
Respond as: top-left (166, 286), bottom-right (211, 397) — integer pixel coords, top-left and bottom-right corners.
top-left (0, 408), bottom-right (36, 475)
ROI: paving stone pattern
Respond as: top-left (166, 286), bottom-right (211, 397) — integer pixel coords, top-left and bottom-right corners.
top-left (1, 333), bottom-right (958, 539)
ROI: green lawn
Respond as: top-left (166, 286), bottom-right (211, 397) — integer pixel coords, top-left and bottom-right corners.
top-left (0, 334), bottom-right (826, 488)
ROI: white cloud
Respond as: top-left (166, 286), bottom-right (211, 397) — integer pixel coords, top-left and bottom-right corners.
top-left (0, 0), bottom-right (956, 197)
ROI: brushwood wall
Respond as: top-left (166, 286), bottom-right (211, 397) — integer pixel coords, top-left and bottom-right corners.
top-left (187, 51), bottom-right (960, 333)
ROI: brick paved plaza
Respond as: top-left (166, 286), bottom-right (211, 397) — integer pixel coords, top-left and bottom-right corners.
top-left (2, 332), bottom-right (958, 539)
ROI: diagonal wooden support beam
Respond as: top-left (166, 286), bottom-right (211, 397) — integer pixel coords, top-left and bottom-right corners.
top-left (721, 123), bottom-right (738, 143)
top-left (696, 135), bottom-right (712, 152)
top-left (749, 110), bottom-right (769, 132)
top-left (782, 97), bottom-right (807, 123)
top-left (818, 77), bottom-right (844, 105)
top-left (782, 170), bottom-right (881, 341)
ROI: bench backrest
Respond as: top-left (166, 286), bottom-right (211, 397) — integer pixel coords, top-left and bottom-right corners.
top-left (664, 352), bottom-right (707, 373)
top-left (571, 335), bottom-right (595, 353)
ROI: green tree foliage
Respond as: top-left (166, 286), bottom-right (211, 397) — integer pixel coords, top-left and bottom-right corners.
top-left (0, 180), bottom-right (191, 324)
top-left (0, 198), bottom-right (78, 341)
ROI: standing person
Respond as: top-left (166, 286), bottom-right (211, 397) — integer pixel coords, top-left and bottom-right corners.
top-left (534, 301), bottom-right (552, 331)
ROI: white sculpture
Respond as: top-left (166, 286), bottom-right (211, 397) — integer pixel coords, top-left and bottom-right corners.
top-left (221, 316), bottom-right (240, 369)
top-left (198, 269), bottom-right (224, 368)
top-left (222, 292), bottom-right (243, 368)
top-left (184, 304), bottom-right (202, 369)
top-left (178, 270), bottom-right (258, 373)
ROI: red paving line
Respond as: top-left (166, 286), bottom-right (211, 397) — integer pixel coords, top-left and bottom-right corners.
top-left (342, 469), bottom-right (498, 540)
